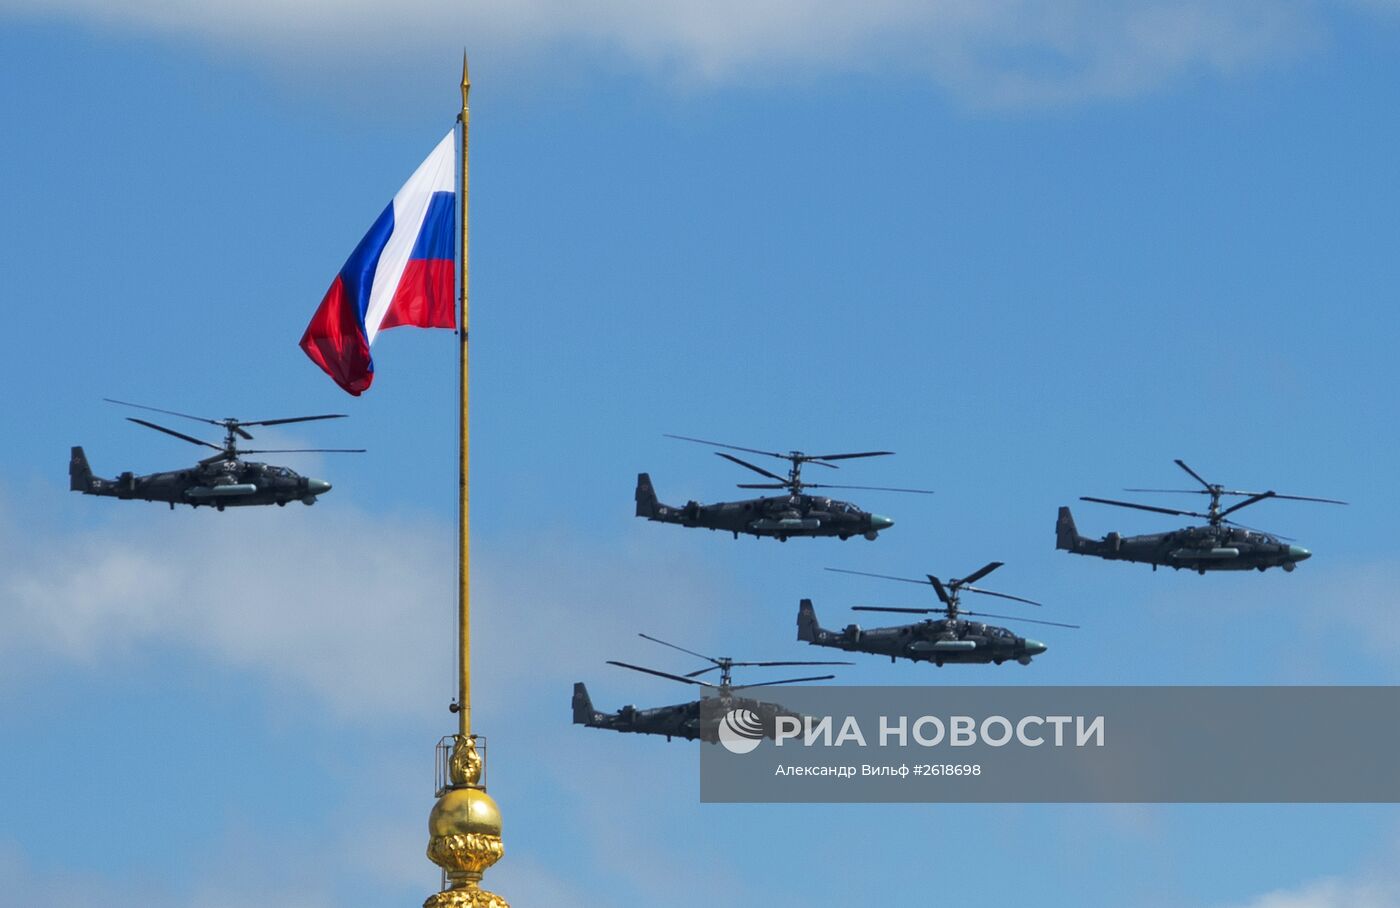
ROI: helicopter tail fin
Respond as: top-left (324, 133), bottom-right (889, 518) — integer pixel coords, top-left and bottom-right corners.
top-left (635, 473), bottom-right (659, 518)
top-left (69, 446), bottom-right (94, 492)
top-left (1056, 506), bottom-right (1080, 551)
top-left (797, 598), bottom-right (821, 643)
top-left (572, 682), bottom-right (597, 725)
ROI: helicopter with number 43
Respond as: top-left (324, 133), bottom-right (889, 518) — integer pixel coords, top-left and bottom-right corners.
top-left (70, 399), bottom-right (364, 511)
top-left (635, 434), bottom-right (933, 542)
top-left (1057, 459), bottom-right (1346, 574)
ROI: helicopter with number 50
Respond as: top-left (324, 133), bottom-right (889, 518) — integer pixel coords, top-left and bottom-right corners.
top-left (1057, 459), bottom-right (1346, 574)
top-left (70, 399), bottom-right (363, 511)
top-left (636, 434), bottom-right (932, 542)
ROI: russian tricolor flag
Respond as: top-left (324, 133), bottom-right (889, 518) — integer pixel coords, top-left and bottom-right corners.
top-left (301, 130), bottom-right (457, 395)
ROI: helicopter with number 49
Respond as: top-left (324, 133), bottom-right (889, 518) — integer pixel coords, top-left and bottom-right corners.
top-left (70, 399), bottom-right (364, 511)
top-left (799, 562), bottom-right (1077, 667)
top-left (635, 434), bottom-right (932, 542)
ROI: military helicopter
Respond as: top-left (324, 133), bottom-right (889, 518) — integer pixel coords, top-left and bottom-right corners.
top-left (69, 399), bottom-right (363, 511)
top-left (1057, 459), bottom-right (1347, 574)
top-left (572, 633), bottom-right (850, 743)
top-left (635, 434), bottom-right (932, 542)
top-left (799, 563), bottom-right (1077, 667)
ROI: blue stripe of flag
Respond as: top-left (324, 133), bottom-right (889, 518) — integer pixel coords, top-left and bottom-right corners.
top-left (410, 191), bottom-right (456, 260)
top-left (340, 203), bottom-right (396, 323)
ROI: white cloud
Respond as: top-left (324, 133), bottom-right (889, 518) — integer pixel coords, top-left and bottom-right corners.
top-left (1222, 877), bottom-right (1400, 908)
top-left (1212, 833), bottom-right (1400, 908)
top-left (0, 494), bottom-right (754, 904)
top-left (0, 499), bottom-right (730, 722)
top-left (0, 838), bottom-right (336, 908)
top-left (0, 0), bottom-right (1326, 106)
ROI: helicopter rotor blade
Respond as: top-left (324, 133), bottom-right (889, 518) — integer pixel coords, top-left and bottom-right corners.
top-left (664, 434), bottom-right (785, 460)
top-left (1127, 487), bottom-right (1347, 506)
top-left (1080, 496), bottom-right (1207, 520)
top-left (240, 414), bottom-right (348, 428)
top-left (852, 606), bottom-right (935, 614)
top-left (736, 483), bottom-right (791, 490)
top-left (684, 666), bottom-right (722, 678)
top-left (1174, 459), bottom-right (1214, 491)
top-left (716, 452), bottom-right (788, 482)
top-left (730, 674), bottom-right (836, 690)
top-left (106, 398), bottom-right (223, 427)
top-left (825, 567), bottom-right (929, 586)
top-left (1124, 488), bottom-right (1211, 494)
top-left (728, 660), bottom-right (855, 668)
top-left (951, 562), bottom-right (1003, 588)
top-left (800, 483), bottom-right (935, 494)
top-left (637, 633), bottom-right (717, 666)
top-left (808, 451), bottom-right (893, 462)
top-left (606, 660), bottom-right (717, 688)
top-left (927, 575), bottom-right (951, 605)
top-left (961, 586), bottom-right (1042, 607)
top-left (959, 610), bottom-right (1080, 629)
top-left (1208, 487), bottom-right (1348, 506)
top-left (239, 448), bottom-right (366, 454)
top-left (125, 418), bottom-right (222, 450)
top-left (1218, 491), bottom-right (1276, 518)
top-left (1251, 492), bottom-right (1348, 505)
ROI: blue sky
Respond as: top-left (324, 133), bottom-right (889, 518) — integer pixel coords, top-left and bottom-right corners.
top-left (3, 2), bottom-right (1400, 905)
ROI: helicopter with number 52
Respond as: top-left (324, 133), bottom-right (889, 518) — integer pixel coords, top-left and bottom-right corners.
top-left (573, 634), bottom-right (849, 743)
top-left (70, 399), bottom-right (363, 511)
top-left (636, 435), bottom-right (932, 542)
top-left (1057, 459), bottom-right (1346, 574)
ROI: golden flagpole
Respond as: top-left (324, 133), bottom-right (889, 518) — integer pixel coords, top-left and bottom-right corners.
top-left (424, 53), bottom-right (509, 908)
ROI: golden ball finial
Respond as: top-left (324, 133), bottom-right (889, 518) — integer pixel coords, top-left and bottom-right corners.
top-left (429, 786), bottom-right (503, 841)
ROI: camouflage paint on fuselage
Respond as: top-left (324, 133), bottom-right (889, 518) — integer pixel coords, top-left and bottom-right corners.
top-left (70, 446), bottom-right (332, 510)
top-left (797, 600), bottom-right (1046, 667)
top-left (1056, 506), bottom-right (1311, 573)
top-left (634, 473), bottom-right (893, 541)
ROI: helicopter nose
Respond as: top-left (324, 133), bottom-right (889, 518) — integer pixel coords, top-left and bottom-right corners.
top-left (869, 514), bottom-right (894, 531)
top-left (307, 479), bottom-right (332, 496)
top-left (1288, 545), bottom-right (1311, 562)
top-left (1023, 639), bottom-right (1047, 656)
